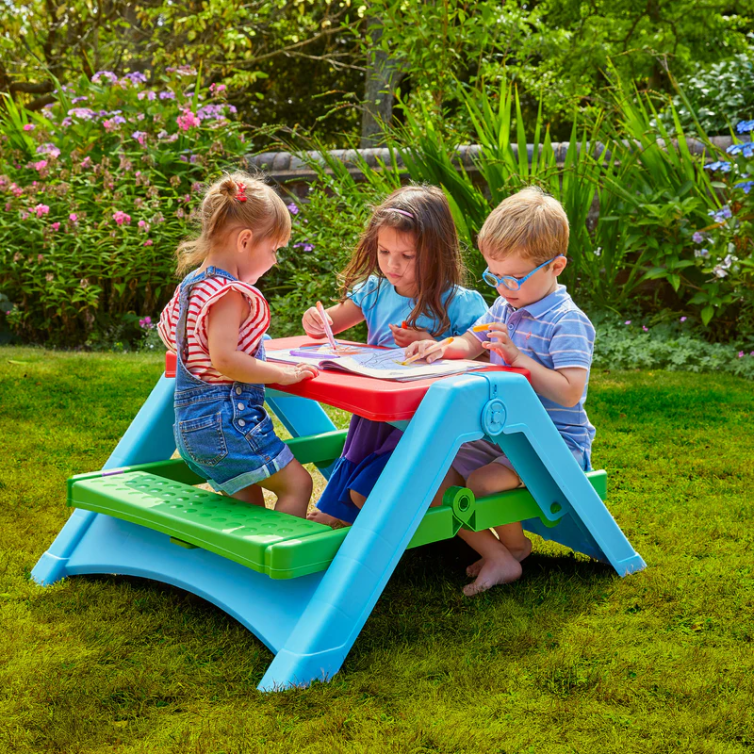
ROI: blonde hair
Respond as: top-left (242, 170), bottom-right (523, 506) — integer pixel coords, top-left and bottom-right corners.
top-left (339, 185), bottom-right (464, 336)
top-left (477, 186), bottom-right (569, 264)
top-left (176, 171), bottom-right (291, 275)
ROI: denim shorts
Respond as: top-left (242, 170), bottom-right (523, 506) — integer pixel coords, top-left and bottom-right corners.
top-left (174, 382), bottom-right (294, 495)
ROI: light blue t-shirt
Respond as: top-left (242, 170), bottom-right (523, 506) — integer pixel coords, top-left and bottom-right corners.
top-left (470, 284), bottom-right (596, 459)
top-left (348, 275), bottom-right (488, 346)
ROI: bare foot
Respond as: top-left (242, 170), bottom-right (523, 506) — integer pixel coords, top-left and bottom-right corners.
top-left (462, 552), bottom-right (523, 597)
top-left (466, 558), bottom-right (484, 578)
top-left (466, 537), bottom-right (532, 577)
top-left (307, 508), bottom-right (346, 527)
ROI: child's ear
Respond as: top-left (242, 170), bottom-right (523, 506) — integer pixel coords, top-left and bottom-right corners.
top-left (553, 255), bottom-right (568, 275)
top-left (238, 228), bottom-right (254, 252)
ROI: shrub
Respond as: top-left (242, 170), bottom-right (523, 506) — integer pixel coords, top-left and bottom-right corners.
top-left (0, 69), bottom-right (247, 346)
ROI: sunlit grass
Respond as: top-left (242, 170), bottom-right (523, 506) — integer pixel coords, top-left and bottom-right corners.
top-left (1, 347), bottom-right (753, 753)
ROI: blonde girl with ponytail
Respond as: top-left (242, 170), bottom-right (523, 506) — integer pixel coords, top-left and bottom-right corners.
top-left (158, 172), bottom-right (317, 516)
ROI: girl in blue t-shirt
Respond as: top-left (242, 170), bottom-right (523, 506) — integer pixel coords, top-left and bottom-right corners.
top-left (301, 185), bottom-right (487, 525)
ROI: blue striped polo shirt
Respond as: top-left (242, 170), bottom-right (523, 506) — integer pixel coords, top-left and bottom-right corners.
top-left (470, 284), bottom-right (596, 459)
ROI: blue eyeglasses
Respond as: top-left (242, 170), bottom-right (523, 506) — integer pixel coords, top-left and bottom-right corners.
top-left (482, 255), bottom-right (564, 291)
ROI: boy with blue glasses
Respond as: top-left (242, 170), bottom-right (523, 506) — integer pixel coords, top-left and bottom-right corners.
top-left (406, 187), bottom-right (596, 596)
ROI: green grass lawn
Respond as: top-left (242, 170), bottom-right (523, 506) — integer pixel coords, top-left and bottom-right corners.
top-left (1, 347), bottom-right (753, 754)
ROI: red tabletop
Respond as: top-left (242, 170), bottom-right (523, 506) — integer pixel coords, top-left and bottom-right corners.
top-left (165, 336), bottom-right (530, 423)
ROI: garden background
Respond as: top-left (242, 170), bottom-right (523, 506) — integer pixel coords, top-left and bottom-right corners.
top-left (1, 2), bottom-right (754, 752)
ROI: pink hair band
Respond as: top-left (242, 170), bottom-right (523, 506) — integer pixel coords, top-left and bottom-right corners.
top-left (388, 208), bottom-right (413, 219)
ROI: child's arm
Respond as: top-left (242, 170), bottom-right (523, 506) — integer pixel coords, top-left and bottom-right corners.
top-left (208, 291), bottom-right (318, 385)
top-left (483, 325), bottom-right (586, 407)
top-left (302, 299), bottom-right (364, 339)
top-left (404, 332), bottom-right (485, 362)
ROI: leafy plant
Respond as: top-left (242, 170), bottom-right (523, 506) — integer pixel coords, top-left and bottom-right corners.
top-left (0, 68), bottom-right (247, 346)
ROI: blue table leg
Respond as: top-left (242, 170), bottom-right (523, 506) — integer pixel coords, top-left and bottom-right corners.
top-left (32, 374), bottom-right (177, 585)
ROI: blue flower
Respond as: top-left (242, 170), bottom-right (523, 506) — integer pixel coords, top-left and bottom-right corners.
top-left (705, 160), bottom-right (732, 172)
top-left (692, 232), bottom-right (705, 244)
top-left (726, 143), bottom-right (754, 158)
top-left (735, 180), bottom-right (754, 194)
top-left (736, 119), bottom-right (754, 134)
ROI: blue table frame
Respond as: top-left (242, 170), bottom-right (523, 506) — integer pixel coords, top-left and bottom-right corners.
top-left (32, 348), bottom-right (645, 691)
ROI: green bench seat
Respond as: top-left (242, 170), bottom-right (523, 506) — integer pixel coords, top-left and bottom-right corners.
top-left (68, 459), bottom-right (607, 580)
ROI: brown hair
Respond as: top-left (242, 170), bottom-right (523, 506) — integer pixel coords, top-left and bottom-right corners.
top-left (176, 171), bottom-right (291, 275)
top-left (339, 185), bottom-right (463, 335)
top-left (477, 186), bottom-right (569, 264)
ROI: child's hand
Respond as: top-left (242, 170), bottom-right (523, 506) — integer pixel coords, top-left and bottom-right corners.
top-left (404, 338), bottom-right (448, 364)
top-left (483, 325), bottom-right (521, 365)
top-left (302, 306), bottom-right (331, 338)
top-left (277, 363), bottom-right (319, 385)
top-left (388, 323), bottom-right (432, 348)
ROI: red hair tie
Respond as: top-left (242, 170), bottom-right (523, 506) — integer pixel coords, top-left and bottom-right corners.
top-left (236, 182), bottom-right (247, 203)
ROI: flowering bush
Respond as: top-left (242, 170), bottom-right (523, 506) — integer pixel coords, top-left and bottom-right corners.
top-left (691, 119), bottom-right (754, 331)
top-left (0, 67), bottom-right (247, 346)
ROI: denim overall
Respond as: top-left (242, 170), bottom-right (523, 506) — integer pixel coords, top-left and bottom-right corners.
top-left (172, 266), bottom-right (293, 495)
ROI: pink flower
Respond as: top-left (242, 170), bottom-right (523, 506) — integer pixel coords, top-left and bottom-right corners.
top-left (34, 203), bottom-right (50, 217)
top-left (23, 123), bottom-right (35, 131)
top-left (738, 351), bottom-right (744, 358)
top-left (642, 326), bottom-right (649, 332)
top-left (143, 239), bottom-right (153, 246)
top-left (50, 222), bottom-right (60, 231)
top-left (34, 160), bottom-right (48, 172)
top-left (37, 254), bottom-right (44, 262)
top-left (210, 83), bottom-right (227, 95)
top-left (176, 108), bottom-right (201, 131)
top-left (11, 183), bottom-right (23, 197)
top-left (112, 210), bottom-right (131, 226)
top-left (20, 211), bottom-right (29, 220)
top-left (680, 316), bottom-right (687, 322)
top-left (624, 320), bottom-right (631, 325)
top-left (69, 213), bottom-right (78, 224)
top-left (80, 157), bottom-right (92, 169)
top-left (46, 273), bottom-right (54, 282)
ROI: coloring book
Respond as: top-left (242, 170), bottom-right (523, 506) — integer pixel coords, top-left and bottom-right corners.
top-left (266, 344), bottom-right (486, 382)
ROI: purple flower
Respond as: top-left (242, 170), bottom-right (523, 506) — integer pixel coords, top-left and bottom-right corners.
top-left (287, 202), bottom-right (299, 215)
top-left (692, 232), bottom-right (705, 244)
top-left (92, 71), bottom-right (118, 84)
top-left (37, 143), bottom-right (61, 159)
top-left (125, 71), bottom-right (148, 85)
top-left (624, 320), bottom-right (631, 325)
top-left (68, 107), bottom-right (96, 120)
top-left (680, 316), bottom-right (687, 322)
top-left (23, 123), bottom-right (35, 131)
top-left (739, 351), bottom-right (745, 358)
top-left (131, 130), bottom-right (147, 146)
top-left (159, 91), bottom-right (176, 100)
top-left (71, 96), bottom-right (88, 104)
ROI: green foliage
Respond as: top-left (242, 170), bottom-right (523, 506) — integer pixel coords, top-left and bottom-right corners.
top-left (592, 312), bottom-right (754, 378)
top-left (656, 51), bottom-right (754, 136)
top-left (0, 69), bottom-right (247, 346)
top-left (363, 0), bottom-right (754, 140)
top-left (2, 349), bottom-right (754, 751)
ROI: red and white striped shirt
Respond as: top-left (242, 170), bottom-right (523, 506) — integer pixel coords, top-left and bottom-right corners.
top-left (158, 276), bottom-right (270, 384)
